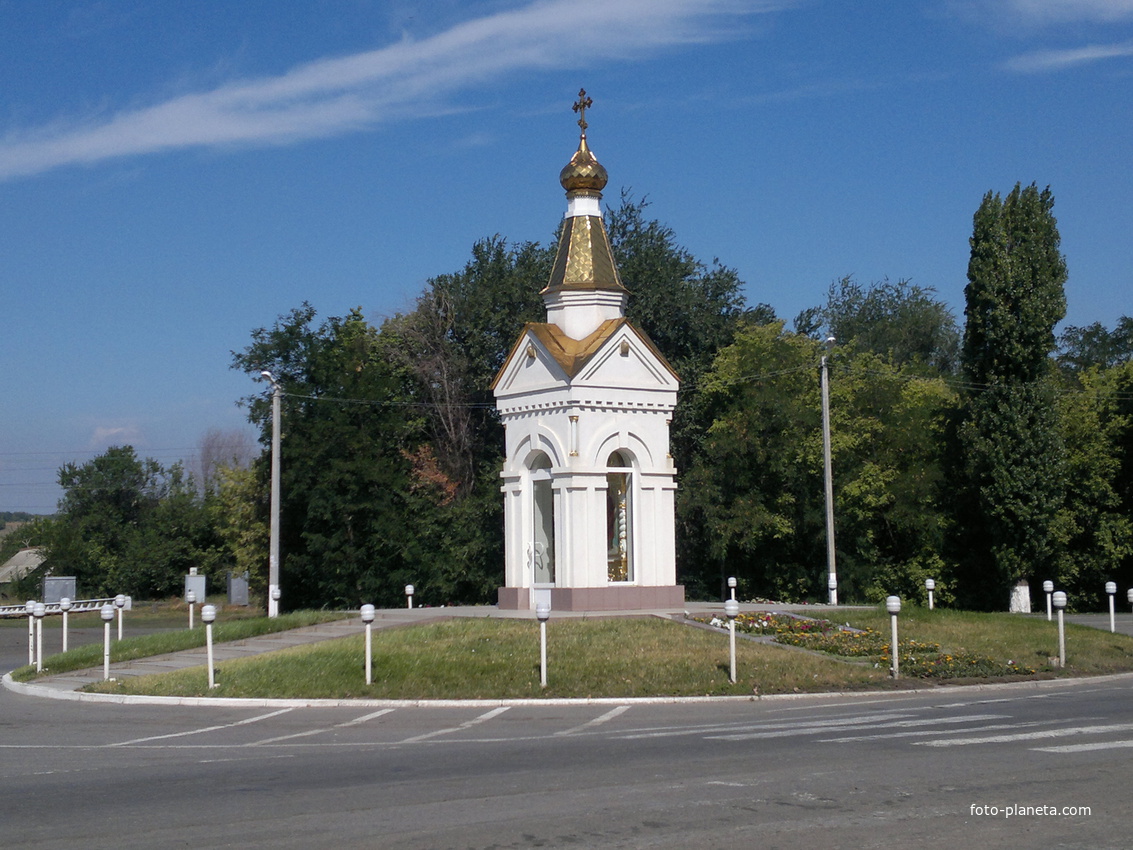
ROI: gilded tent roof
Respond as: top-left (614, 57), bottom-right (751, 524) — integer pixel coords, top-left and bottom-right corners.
top-left (541, 214), bottom-right (626, 294)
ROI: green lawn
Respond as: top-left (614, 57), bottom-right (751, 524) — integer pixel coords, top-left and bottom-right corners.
top-left (78, 607), bottom-right (1133, 700)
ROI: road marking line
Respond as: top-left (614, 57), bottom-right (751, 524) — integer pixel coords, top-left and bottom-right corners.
top-left (824, 720), bottom-right (1045, 743)
top-left (107, 709), bottom-right (293, 746)
top-left (619, 711), bottom-right (918, 740)
top-left (1033, 739), bottom-right (1133, 753)
top-left (914, 722), bottom-right (1133, 747)
top-left (246, 709), bottom-right (397, 746)
top-left (554, 705), bottom-right (631, 736)
top-left (397, 707), bottom-right (511, 744)
top-left (338, 708), bottom-right (396, 726)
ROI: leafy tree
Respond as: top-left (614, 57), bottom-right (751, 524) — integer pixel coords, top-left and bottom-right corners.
top-left (233, 305), bottom-right (426, 609)
top-left (950, 183), bottom-right (1068, 609)
top-left (1050, 365), bottom-right (1133, 606)
top-left (678, 321), bottom-right (954, 602)
top-left (804, 276), bottom-right (961, 373)
top-left (1057, 317), bottom-right (1133, 376)
top-left (42, 446), bottom-right (222, 598)
top-left (381, 236), bottom-right (551, 489)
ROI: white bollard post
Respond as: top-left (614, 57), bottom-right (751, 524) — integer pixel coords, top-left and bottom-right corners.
top-left (100, 603), bottom-right (114, 680)
top-left (202, 604), bottom-right (218, 689)
top-left (1106, 582), bottom-right (1117, 633)
top-left (886, 596), bottom-right (902, 678)
top-left (1043, 580), bottom-right (1054, 621)
top-left (187, 590), bottom-right (197, 630)
top-left (724, 599), bottom-right (740, 684)
top-left (1052, 591), bottom-right (1067, 668)
top-left (25, 600), bottom-right (35, 666)
top-left (925, 578), bottom-right (935, 611)
top-left (536, 603), bottom-right (550, 688)
top-left (405, 584), bottom-right (415, 609)
top-left (114, 594), bottom-right (126, 640)
top-left (361, 604), bottom-right (376, 685)
top-left (727, 576), bottom-right (737, 602)
top-left (60, 598), bottom-right (72, 653)
top-left (33, 603), bottom-right (46, 672)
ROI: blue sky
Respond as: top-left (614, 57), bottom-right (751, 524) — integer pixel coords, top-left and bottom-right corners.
top-left (3, 0), bottom-right (1132, 514)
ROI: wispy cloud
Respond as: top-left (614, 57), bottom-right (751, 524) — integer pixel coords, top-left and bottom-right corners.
top-left (1005, 0), bottom-right (1133, 23)
top-left (0, 0), bottom-right (786, 181)
top-left (1004, 39), bottom-right (1133, 72)
top-left (89, 426), bottom-right (142, 448)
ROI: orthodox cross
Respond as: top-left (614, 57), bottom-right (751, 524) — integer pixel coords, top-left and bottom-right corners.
top-left (572, 89), bottom-right (593, 136)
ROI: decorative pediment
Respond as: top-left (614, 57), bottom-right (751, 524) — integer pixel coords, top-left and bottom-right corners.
top-left (492, 319), bottom-right (678, 395)
top-left (575, 324), bottom-right (678, 389)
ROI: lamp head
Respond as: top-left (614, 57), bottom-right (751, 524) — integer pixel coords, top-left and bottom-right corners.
top-left (724, 599), bottom-right (740, 620)
top-left (1052, 591), bottom-right (1067, 610)
top-left (886, 595), bottom-right (901, 614)
top-left (360, 604), bottom-right (376, 623)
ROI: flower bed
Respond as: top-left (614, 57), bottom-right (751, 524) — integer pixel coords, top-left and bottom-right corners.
top-left (696, 613), bottom-right (1036, 678)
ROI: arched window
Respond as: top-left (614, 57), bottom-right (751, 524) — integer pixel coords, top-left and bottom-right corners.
top-left (529, 452), bottom-right (555, 585)
top-left (606, 451), bottom-right (634, 582)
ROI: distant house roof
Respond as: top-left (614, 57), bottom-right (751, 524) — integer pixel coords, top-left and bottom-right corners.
top-left (0, 548), bottom-right (45, 584)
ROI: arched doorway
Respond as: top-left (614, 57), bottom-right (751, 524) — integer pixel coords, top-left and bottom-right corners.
top-left (606, 450), bottom-right (634, 582)
top-left (529, 452), bottom-right (555, 586)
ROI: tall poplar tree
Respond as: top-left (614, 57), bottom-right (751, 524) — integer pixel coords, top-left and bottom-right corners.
top-left (952, 183), bottom-right (1067, 609)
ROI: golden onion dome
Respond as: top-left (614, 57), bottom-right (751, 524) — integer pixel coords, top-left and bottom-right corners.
top-left (559, 136), bottom-right (608, 192)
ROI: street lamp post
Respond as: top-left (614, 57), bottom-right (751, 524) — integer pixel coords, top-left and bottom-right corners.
top-left (361, 604), bottom-right (376, 685)
top-left (25, 600), bottom-right (35, 665)
top-left (1043, 580), bottom-right (1054, 621)
top-left (100, 604), bottom-right (114, 680)
top-left (114, 594), bottom-right (126, 640)
top-left (202, 604), bottom-right (218, 688)
top-left (925, 578), bottom-right (935, 611)
top-left (536, 603), bottom-right (550, 688)
top-left (1053, 591), bottom-right (1067, 668)
top-left (187, 590), bottom-right (196, 629)
top-left (262, 370), bottom-right (282, 618)
top-left (821, 336), bottom-right (838, 605)
top-left (725, 598), bottom-right (740, 684)
top-left (60, 597), bottom-right (72, 653)
top-left (33, 603), bottom-right (46, 673)
top-left (405, 584), bottom-right (415, 609)
top-left (886, 596), bottom-right (901, 678)
top-left (1106, 582), bottom-right (1117, 633)
top-left (727, 576), bottom-right (737, 601)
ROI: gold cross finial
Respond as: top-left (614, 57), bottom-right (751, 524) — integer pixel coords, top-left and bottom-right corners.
top-left (572, 88), bottom-right (593, 137)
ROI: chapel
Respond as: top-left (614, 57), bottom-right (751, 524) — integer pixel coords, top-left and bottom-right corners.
top-left (492, 91), bottom-right (684, 611)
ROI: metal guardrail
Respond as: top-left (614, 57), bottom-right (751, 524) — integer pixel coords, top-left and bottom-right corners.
top-left (0, 597), bottom-right (125, 618)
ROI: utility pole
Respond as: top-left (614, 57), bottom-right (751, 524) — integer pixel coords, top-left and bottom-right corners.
top-left (262, 371), bottom-right (282, 618)
top-left (821, 337), bottom-right (837, 605)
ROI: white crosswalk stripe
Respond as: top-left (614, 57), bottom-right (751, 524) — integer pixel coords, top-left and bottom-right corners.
top-left (913, 722), bottom-right (1133, 747)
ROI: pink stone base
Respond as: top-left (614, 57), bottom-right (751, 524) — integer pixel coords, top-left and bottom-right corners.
top-left (496, 585), bottom-right (685, 611)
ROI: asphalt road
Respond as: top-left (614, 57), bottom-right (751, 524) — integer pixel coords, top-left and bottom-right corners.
top-left (3, 618), bottom-right (1132, 849)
